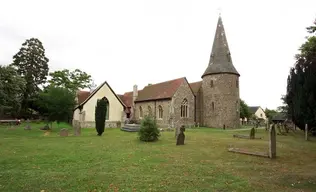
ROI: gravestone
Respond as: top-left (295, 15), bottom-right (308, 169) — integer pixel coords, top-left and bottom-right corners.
top-left (176, 126), bottom-right (185, 145)
top-left (305, 124), bottom-right (308, 141)
top-left (73, 122), bottom-right (81, 136)
top-left (60, 128), bottom-right (69, 137)
top-left (269, 124), bottom-right (276, 159)
top-left (175, 127), bottom-right (179, 138)
top-left (249, 127), bottom-right (255, 139)
top-left (24, 119), bottom-right (31, 130)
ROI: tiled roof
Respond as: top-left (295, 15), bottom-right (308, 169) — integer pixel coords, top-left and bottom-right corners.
top-left (248, 106), bottom-right (260, 114)
top-left (77, 91), bottom-right (90, 104)
top-left (189, 81), bottom-right (202, 96)
top-left (202, 16), bottom-right (239, 78)
top-left (135, 77), bottom-right (186, 102)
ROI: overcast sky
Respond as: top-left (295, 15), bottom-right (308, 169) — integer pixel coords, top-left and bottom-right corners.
top-left (1, 0), bottom-right (315, 110)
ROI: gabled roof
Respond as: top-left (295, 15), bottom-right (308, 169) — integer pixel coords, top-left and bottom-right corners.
top-left (135, 77), bottom-right (192, 102)
top-left (189, 81), bottom-right (202, 96)
top-left (248, 106), bottom-right (260, 114)
top-left (202, 16), bottom-right (240, 78)
top-left (75, 81), bottom-right (126, 110)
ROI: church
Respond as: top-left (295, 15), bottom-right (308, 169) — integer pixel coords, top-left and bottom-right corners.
top-left (73, 15), bottom-right (240, 129)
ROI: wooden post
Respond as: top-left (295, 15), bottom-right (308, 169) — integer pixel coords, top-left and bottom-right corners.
top-left (269, 125), bottom-right (276, 159)
top-left (305, 124), bottom-right (308, 141)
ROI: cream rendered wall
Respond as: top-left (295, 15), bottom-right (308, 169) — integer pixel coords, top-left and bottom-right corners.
top-left (81, 84), bottom-right (124, 122)
top-left (255, 107), bottom-right (267, 120)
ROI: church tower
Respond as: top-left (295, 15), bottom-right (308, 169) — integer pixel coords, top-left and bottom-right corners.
top-left (201, 15), bottom-right (240, 128)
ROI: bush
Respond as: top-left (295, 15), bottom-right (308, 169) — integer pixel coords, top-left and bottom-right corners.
top-left (138, 116), bottom-right (160, 142)
top-left (95, 98), bottom-right (107, 136)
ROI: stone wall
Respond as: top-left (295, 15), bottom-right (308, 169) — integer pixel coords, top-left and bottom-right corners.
top-left (172, 80), bottom-right (195, 128)
top-left (134, 100), bottom-right (171, 128)
top-left (74, 120), bottom-right (121, 128)
top-left (201, 74), bottom-right (240, 128)
top-left (195, 88), bottom-right (203, 126)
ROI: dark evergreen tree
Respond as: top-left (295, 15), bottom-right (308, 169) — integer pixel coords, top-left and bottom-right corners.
top-left (285, 19), bottom-right (316, 134)
top-left (138, 115), bottom-right (160, 142)
top-left (10, 38), bottom-right (49, 117)
top-left (95, 97), bottom-right (107, 136)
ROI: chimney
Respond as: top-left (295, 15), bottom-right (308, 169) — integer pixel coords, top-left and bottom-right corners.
top-left (133, 84), bottom-right (138, 103)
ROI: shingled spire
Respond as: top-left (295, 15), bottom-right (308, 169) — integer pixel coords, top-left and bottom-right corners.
top-left (202, 15), bottom-right (240, 78)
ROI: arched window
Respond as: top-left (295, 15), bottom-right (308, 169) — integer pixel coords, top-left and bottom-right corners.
top-left (212, 102), bottom-right (215, 111)
top-left (158, 105), bottom-right (163, 119)
top-left (181, 99), bottom-right (188, 118)
top-left (101, 97), bottom-right (109, 120)
top-left (148, 106), bottom-right (152, 116)
top-left (211, 80), bottom-right (214, 88)
top-left (139, 106), bottom-right (143, 118)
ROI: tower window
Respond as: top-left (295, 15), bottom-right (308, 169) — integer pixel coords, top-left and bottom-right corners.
top-left (211, 80), bottom-right (214, 88)
top-left (181, 99), bottom-right (188, 118)
top-left (236, 79), bottom-right (239, 88)
top-left (212, 102), bottom-right (215, 111)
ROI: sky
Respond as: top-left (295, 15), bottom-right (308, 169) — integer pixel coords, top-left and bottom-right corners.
top-left (0, 0), bottom-right (315, 110)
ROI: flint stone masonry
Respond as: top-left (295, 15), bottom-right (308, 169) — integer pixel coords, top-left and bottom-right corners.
top-left (202, 74), bottom-right (240, 128)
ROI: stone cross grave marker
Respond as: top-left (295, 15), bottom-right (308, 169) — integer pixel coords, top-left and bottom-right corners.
top-left (176, 126), bottom-right (185, 145)
top-left (60, 128), bottom-right (69, 137)
top-left (269, 124), bottom-right (276, 159)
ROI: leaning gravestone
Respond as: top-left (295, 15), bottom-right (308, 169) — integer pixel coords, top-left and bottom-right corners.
top-left (176, 126), bottom-right (185, 145)
top-left (24, 119), bottom-right (31, 130)
top-left (73, 123), bottom-right (81, 136)
top-left (269, 124), bottom-right (276, 159)
top-left (60, 128), bottom-right (69, 137)
top-left (305, 124), bottom-right (308, 141)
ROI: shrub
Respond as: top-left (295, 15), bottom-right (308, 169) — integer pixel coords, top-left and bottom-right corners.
top-left (95, 98), bottom-right (107, 136)
top-left (138, 116), bottom-right (160, 142)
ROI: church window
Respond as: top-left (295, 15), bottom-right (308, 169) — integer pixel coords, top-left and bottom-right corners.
top-left (158, 105), bottom-right (163, 119)
top-left (181, 99), bottom-right (188, 118)
top-left (212, 102), bottom-right (215, 111)
top-left (211, 80), bottom-right (214, 88)
top-left (148, 106), bottom-right (152, 116)
top-left (139, 106), bottom-right (143, 118)
top-left (101, 97), bottom-right (109, 120)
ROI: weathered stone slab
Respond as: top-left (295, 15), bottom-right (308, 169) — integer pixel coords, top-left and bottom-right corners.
top-left (176, 126), bottom-right (185, 145)
top-left (228, 148), bottom-right (269, 158)
top-left (60, 128), bottom-right (68, 137)
top-left (269, 125), bottom-right (276, 159)
top-left (233, 134), bottom-right (262, 139)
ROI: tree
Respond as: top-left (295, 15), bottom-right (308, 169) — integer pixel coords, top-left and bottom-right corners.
top-left (37, 86), bottom-right (76, 127)
top-left (240, 99), bottom-right (251, 119)
top-left (10, 38), bottom-right (49, 117)
top-left (95, 97), bottom-right (108, 136)
top-left (0, 65), bottom-right (26, 117)
top-left (48, 69), bottom-right (93, 93)
top-left (285, 19), bottom-right (316, 132)
top-left (264, 108), bottom-right (278, 122)
top-left (138, 115), bottom-right (160, 142)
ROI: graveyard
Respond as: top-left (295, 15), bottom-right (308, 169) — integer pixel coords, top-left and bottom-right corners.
top-left (0, 122), bottom-right (315, 192)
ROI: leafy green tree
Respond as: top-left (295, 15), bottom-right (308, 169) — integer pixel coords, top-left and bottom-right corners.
top-left (10, 38), bottom-right (49, 117)
top-left (285, 19), bottom-right (316, 132)
top-left (0, 65), bottom-right (26, 117)
top-left (48, 69), bottom-right (93, 93)
top-left (264, 108), bottom-right (278, 123)
top-left (95, 97), bottom-right (108, 136)
top-left (138, 115), bottom-right (160, 142)
top-left (240, 99), bottom-right (251, 119)
top-left (37, 86), bottom-right (76, 127)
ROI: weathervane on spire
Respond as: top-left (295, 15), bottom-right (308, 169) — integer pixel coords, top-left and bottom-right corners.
top-left (217, 7), bottom-right (222, 17)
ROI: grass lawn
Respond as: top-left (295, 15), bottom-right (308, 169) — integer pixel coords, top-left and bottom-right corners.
top-left (0, 123), bottom-right (316, 192)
